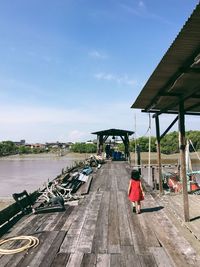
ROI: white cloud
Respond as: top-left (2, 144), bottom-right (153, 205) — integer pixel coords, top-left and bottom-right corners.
top-left (89, 50), bottom-right (107, 59)
top-left (120, 2), bottom-right (172, 25)
top-left (138, 1), bottom-right (145, 8)
top-left (94, 72), bottom-right (137, 86)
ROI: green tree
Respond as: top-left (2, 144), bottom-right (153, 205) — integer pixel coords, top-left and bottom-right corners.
top-left (70, 143), bottom-right (96, 153)
top-left (18, 145), bottom-right (32, 154)
top-left (0, 141), bottom-right (17, 156)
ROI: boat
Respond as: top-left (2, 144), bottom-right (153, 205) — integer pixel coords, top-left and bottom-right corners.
top-left (162, 139), bottom-right (200, 194)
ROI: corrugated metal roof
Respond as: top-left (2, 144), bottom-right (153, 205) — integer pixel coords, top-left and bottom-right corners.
top-left (92, 128), bottom-right (134, 136)
top-left (131, 3), bottom-right (200, 115)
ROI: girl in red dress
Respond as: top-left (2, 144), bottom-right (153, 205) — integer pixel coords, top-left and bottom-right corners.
top-left (128, 169), bottom-right (144, 214)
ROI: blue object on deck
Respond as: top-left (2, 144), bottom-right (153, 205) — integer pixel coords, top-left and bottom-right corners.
top-left (82, 166), bottom-right (93, 175)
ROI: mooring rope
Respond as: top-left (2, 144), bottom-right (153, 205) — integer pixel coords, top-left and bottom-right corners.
top-left (0, 236), bottom-right (39, 254)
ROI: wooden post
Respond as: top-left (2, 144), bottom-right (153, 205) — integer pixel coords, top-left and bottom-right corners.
top-left (99, 134), bottom-right (104, 155)
top-left (96, 135), bottom-right (100, 154)
top-left (136, 145), bottom-right (141, 174)
top-left (155, 114), bottom-right (163, 195)
top-left (179, 101), bottom-right (190, 222)
top-left (124, 133), bottom-right (130, 162)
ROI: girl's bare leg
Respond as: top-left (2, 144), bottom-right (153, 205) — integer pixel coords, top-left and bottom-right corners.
top-left (136, 201), bottom-right (141, 214)
top-left (132, 202), bottom-right (136, 212)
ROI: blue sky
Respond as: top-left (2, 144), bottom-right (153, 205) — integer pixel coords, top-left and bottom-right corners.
top-left (0, 0), bottom-right (199, 143)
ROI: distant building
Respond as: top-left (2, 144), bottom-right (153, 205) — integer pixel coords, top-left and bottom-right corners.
top-left (13, 140), bottom-right (26, 146)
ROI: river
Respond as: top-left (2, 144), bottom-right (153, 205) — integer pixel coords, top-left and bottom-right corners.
top-left (0, 153), bottom-right (86, 198)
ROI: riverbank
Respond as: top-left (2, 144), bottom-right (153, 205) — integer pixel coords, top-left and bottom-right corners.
top-left (0, 152), bottom-right (87, 210)
top-left (0, 151), bottom-right (88, 161)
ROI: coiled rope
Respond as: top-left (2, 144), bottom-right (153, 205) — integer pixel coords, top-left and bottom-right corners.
top-left (0, 236), bottom-right (39, 254)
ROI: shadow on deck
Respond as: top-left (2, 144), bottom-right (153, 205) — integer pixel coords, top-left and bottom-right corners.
top-left (0, 161), bottom-right (200, 267)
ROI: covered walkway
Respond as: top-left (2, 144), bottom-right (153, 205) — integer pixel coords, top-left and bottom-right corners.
top-left (0, 161), bottom-right (200, 266)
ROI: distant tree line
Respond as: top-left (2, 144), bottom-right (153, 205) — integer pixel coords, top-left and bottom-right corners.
top-left (118, 130), bottom-right (200, 154)
top-left (0, 141), bottom-right (46, 157)
top-left (70, 143), bottom-right (97, 154)
top-left (0, 131), bottom-right (199, 156)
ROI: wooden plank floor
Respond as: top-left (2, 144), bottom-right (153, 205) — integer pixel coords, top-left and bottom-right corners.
top-left (159, 193), bottom-right (200, 241)
top-left (1, 161), bottom-right (200, 266)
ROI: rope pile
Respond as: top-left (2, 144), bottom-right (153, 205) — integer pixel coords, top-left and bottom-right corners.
top-left (0, 236), bottom-right (39, 254)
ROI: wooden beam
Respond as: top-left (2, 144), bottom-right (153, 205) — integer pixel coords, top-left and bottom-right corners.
top-left (155, 115), bottom-right (163, 195)
top-left (160, 116), bottom-right (178, 140)
top-left (142, 110), bottom-right (200, 116)
top-left (179, 102), bottom-right (190, 222)
top-left (185, 102), bottom-right (200, 112)
top-left (147, 88), bottom-right (200, 116)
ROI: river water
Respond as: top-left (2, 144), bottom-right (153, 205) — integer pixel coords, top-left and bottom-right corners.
top-left (0, 153), bottom-right (86, 198)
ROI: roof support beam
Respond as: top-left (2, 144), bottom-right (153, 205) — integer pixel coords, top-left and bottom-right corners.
top-left (142, 110), bottom-right (200, 116)
top-left (160, 116), bottom-right (179, 140)
top-left (148, 87), bottom-right (200, 116)
top-left (179, 101), bottom-right (190, 222)
top-left (185, 102), bottom-right (200, 112)
top-left (155, 115), bottom-right (163, 195)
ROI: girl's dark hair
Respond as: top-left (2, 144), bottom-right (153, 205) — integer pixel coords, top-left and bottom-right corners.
top-left (131, 169), bottom-right (140, 180)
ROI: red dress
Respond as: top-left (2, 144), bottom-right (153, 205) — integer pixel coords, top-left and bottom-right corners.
top-left (128, 180), bottom-right (144, 202)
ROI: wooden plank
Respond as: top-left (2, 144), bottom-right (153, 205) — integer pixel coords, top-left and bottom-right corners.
top-left (121, 246), bottom-right (141, 267)
top-left (43, 206), bottom-right (73, 231)
top-left (92, 191), bottom-right (110, 254)
top-left (138, 203), bottom-right (161, 247)
top-left (42, 212), bottom-right (61, 231)
top-left (80, 253), bottom-right (96, 267)
top-left (38, 231), bottom-right (66, 267)
top-left (66, 252), bottom-right (84, 267)
top-left (90, 167), bottom-right (106, 192)
top-left (77, 193), bottom-right (102, 253)
top-left (1, 232), bottom-right (43, 267)
top-left (146, 194), bottom-right (199, 266)
top-left (125, 193), bottom-right (148, 253)
top-left (53, 206), bottom-right (74, 231)
top-left (96, 254), bottom-right (110, 267)
top-left (110, 254), bottom-right (123, 267)
top-left (108, 190), bottom-right (120, 253)
top-left (61, 195), bottom-right (90, 231)
top-left (149, 247), bottom-right (174, 267)
top-left (79, 176), bottom-right (93, 195)
top-left (99, 168), bottom-right (109, 191)
top-left (138, 254), bottom-right (157, 267)
top-left (34, 213), bottom-right (55, 232)
top-left (115, 164), bottom-right (130, 192)
top-left (16, 231), bottom-right (58, 267)
top-left (60, 193), bottom-right (96, 253)
top-left (0, 214), bottom-right (47, 265)
top-left (117, 191), bottom-right (133, 246)
top-left (50, 253), bottom-right (70, 267)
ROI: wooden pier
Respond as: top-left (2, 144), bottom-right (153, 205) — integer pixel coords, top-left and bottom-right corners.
top-left (0, 161), bottom-right (200, 266)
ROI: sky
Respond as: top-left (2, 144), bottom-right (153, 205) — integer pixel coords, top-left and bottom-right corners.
top-left (0, 0), bottom-right (199, 143)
